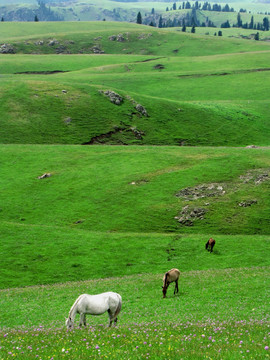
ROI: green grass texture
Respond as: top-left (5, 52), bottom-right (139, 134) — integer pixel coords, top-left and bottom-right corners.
top-left (1, 145), bottom-right (269, 288)
top-left (0, 22), bottom-right (270, 146)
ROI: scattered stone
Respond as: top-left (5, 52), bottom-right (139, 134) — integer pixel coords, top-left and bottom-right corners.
top-left (62, 90), bottom-right (67, 93)
top-left (238, 200), bottom-right (257, 207)
top-left (48, 39), bottom-right (58, 46)
top-left (135, 104), bottom-right (148, 117)
top-left (176, 183), bottom-right (225, 200)
top-left (240, 169), bottom-right (269, 185)
top-left (255, 173), bottom-right (269, 185)
top-left (116, 34), bottom-right (125, 42)
top-left (101, 90), bottom-right (123, 105)
top-left (129, 179), bottom-right (148, 186)
top-left (246, 145), bottom-right (259, 148)
top-left (137, 33), bottom-right (152, 40)
top-left (37, 173), bottom-right (51, 179)
top-left (175, 205), bottom-right (207, 226)
top-left (130, 127), bottom-right (145, 139)
top-left (0, 44), bottom-right (15, 54)
top-left (35, 40), bottom-right (44, 46)
top-left (90, 46), bottom-right (104, 54)
top-left (64, 117), bottom-right (72, 124)
top-left (109, 35), bottom-right (117, 41)
top-left (55, 45), bottom-right (68, 54)
top-left (109, 34), bottom-right (126, 42)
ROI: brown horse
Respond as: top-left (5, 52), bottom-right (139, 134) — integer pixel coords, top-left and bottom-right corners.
top-left (162, 268), bottom-right (180, 298)
top-left (205, 238), bottom-right (215, 253)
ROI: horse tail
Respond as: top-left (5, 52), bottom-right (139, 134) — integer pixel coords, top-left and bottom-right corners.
top-left (114, 294), bottom-right (122, 319)
top-left (205, 240), bottom-right (209, 250)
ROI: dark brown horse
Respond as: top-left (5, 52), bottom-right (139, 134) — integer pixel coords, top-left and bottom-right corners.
top-left (205, 238), bottom-right (215, 253)
top-left (162, 268), bottom-right (180, 298)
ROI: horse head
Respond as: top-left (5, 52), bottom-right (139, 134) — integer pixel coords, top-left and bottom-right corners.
top-left (65, 316), bottom-right (74, 330)
top-left (162, 285), bottom-right (168, 298)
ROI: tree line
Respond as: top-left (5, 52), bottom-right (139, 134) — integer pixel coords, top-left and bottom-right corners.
top-left (165, 2), bottom-right (236, 13)
top-left (137, 7), bottom-right (270, 33)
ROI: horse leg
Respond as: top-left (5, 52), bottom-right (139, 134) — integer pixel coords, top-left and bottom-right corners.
top-left (108, 310), bottom-right (113, 327)
top-left (175, 279), bottom-right (179, 294)
top-left (79, 313), bottom-right (85, 327)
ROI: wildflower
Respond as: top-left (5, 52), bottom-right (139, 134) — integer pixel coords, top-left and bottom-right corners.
top-left (265, 346), bottom-right (269, 350)
top-left (95, 345), bottom-right (100, 349)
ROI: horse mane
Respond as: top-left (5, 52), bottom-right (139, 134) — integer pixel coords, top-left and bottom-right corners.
top-left (69, 294), bottom-right (85, 317)
top-left (163, 272), bottom-right (169, 286)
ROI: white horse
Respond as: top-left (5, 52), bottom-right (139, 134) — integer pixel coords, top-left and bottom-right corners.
top-left (65, 292), bottom-right (122, 329)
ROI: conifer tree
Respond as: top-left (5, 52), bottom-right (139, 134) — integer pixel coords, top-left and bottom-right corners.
top-left (158, 15), bottom-right (163, 28)
top-left (136, 11), bottom-right (142, 24)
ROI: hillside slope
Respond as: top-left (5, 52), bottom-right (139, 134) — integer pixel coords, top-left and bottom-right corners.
top-left (1, 22), bottom-right (270, 146)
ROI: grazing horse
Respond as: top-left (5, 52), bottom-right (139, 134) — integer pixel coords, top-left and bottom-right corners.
top-left (205, 237), bottom-right (215, 253)
top-left (65, 292), bottom-right (122, 329)
top-left (162, 268), bottom-right (180, 298)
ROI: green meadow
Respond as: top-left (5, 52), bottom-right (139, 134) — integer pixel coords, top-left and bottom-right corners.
top-left (1, 22), bottom-right (270, 146)
top-left (0, 20), bottom-right (269, 360)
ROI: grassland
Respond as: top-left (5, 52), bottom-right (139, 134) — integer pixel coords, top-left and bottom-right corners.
top-left (1, 22), bottom-right (270, 146)
top-left (0, 267), bottom-right (269, 359)
top-left (0, 20), bottom-right (269, 360)
top-left (1, 144), bottom-right (269, 289)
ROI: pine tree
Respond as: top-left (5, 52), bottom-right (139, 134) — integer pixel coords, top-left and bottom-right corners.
top-left (34, 15), bottom-right (39, 22)
top-left (237, 13), bottom-right (242, 27)
top-left (249, 15), bottom-right (254, 29)
top-left (158, 15), bottom-right (163, 28)
top-left (191, 25), bottom-right (196, 33)
top-left (263, 17), bottom-right (269, 31)
top-left (136, 11), bottom-right (142, 24)
top-left (182, 19), bottom-right (186, 32)
top-left (254, 32), bottom-right (259, 40)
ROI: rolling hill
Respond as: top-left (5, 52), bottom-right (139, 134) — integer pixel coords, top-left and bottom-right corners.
top-left (0, 19), bottom-right (269, 360)
top-left (1, 22), bottom-right (270, 146)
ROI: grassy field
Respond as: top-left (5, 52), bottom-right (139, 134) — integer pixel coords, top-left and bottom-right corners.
top-left (0, 267), bottom-right (269, 359)
top-left (0, 145), bottom-right (269, 289)
top-left (1, 22), bottom-right (270, 146)
top-left (0, 20), bottom-right (269, 360)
